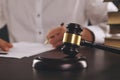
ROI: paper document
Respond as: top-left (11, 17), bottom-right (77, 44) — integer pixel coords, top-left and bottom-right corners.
top-left (0, 42), bottom-right (54, 58)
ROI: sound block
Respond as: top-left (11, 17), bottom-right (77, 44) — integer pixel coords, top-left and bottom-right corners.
top-left (32, 52), bottom-right (87, 71)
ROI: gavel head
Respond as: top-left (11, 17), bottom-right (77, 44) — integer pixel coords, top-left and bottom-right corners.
top-left (61, 23), bottom-right (83, 57)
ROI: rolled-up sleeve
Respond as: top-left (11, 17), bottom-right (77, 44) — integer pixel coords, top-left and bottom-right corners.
top-left (85, 0), bottom-right (109, 44)
top-left (87, 24), bottom-right (109, 44)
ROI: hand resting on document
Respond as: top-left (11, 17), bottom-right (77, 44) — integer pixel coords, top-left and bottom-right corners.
top-left (0, 38), bottom-right (13, 52)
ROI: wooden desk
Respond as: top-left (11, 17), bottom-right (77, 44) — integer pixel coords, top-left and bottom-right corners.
top-left (0, 47), bottom-right (120, 80)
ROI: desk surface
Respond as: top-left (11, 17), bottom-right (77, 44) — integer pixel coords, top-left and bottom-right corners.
top-left (0, 47), bottom-right (120, 80)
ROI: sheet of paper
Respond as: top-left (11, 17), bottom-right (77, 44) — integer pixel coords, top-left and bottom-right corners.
top-left (0, 42), bottom-right (54, 58)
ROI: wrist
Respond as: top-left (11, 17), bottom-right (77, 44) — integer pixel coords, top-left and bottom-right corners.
top-left (81, 28), bottom-right (95, 43)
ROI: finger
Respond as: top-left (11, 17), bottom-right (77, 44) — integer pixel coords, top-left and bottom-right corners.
top-left (1, 44), bottom-right (13, 51)
top-left (49, 27), bottom-right (65, 43)
top-left (47, 27), bottom-right (61, 38)
top-left (3, 42), bottom-right (13, 48)
top-left (0, 39), bottom-right (13, 51)
top-left (53, 27), bottom-right (66, 48)
top-left (54, 41), bottom-right (63, 48)
top-left (48, 37), bottom-right (57, 45)
top-left (7, 43), bottom-right (13, 48)
top-left (47, 26), bottom-right (66, 39)
top-left (0, 43), bottom-right (10, 51)
top-left (1, 47), bottom-right (9, 52)
top-left (3, 43), bottom-right (13, 51)
top-left (49, 34), bottom-right (63, 48)
top-left (80, 28), bottom-right (94, 42)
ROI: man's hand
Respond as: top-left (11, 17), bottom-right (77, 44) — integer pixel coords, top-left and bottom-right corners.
top-left (0, 39), bottom-right (13, 51)
top-left (47, 26), bottom-right (95, 48)
top-left (81, 28), bottom-right (95, 42)
top-left (47, 26), bottom-right (66, 48)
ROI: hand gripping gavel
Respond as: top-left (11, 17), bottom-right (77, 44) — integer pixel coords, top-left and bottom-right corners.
top-left (61, 23), bottom-right (82, 57)
top-left (61, 23), bottom-right (120, 57)
top-left (33, 23), bottom-right (119, 71)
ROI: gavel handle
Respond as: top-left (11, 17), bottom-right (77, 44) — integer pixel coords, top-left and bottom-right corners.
top-left (80, 40), bottom-right (120, 54)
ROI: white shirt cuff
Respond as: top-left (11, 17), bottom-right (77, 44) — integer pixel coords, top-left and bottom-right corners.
top-left (87, 26), bottom-right (105, 44)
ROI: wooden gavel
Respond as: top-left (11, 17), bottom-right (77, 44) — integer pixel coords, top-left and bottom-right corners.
top-left (61, 23), bottom-right (120, 57)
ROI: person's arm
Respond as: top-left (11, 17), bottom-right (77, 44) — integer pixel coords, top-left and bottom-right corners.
top-left (80, 28), bottom-right (95, 43)
top-left (47, 0), bottom-right (109, 47)
top-left (0, 1), bottom-right (12, 51)
top-left (85, 0), bottom-right (109, 44)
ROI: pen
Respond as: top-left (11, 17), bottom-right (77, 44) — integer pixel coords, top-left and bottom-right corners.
top-left (44, 39), bottom-right (49, 44)
top-left (0, 48), bottom-right (8, 55)
top-left (60, 22), bottom-right (64, 26)
top-left (0, 53), bottom-right (8, 55)
top-left (0, 50), bottom-right (8, 55)
top-left (44, 23), bottom-right (64, 44)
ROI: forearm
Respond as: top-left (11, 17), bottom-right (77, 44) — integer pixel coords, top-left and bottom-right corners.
top-left (86, 23), bottom-right (109, 44)
top-left (85, 0), bottom-right (109, 44)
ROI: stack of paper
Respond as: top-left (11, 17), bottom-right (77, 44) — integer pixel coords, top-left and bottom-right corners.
top-left (0, 42), bottom-right (54, 58)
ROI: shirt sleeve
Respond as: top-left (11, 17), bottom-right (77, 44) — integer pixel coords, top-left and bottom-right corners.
top-left (87, 24), bottom-right (110, 44)
top-left (85, 0), bottom-right (109, 44)
top-left (0, 0), bottom-right (6, 29)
